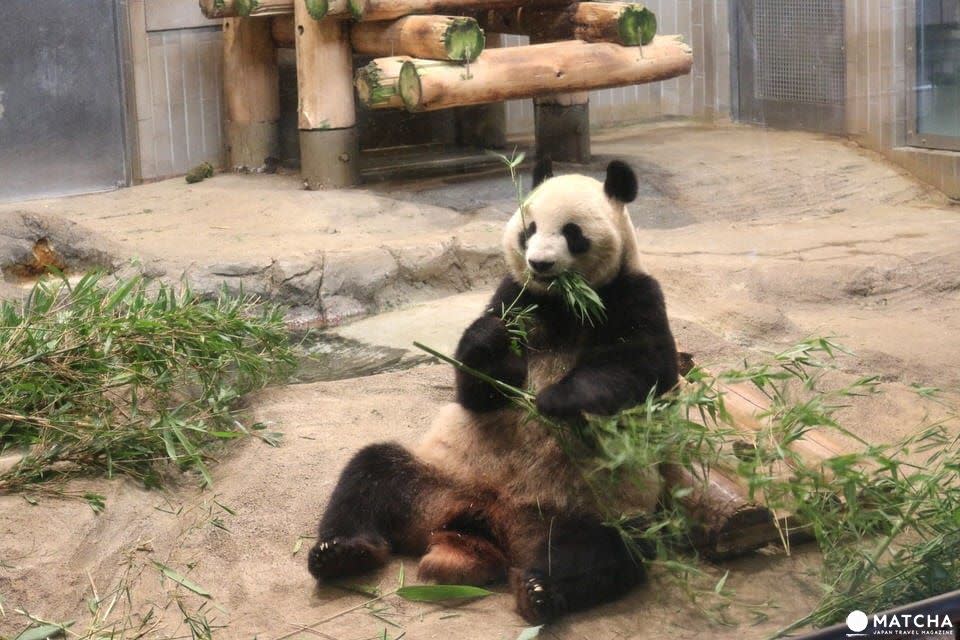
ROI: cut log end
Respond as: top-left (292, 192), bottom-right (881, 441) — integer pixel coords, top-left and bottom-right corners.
top-left (619, 5), bottom-right (657, 46)
top-left (305, 0), bottom-right (328, 20)
top-left (398, 61), bottom-right (424, 111)
top-left (347, 0), bottom-right (365, 20)
top-left (200, 0), bottom-right (230, 18)
top-left (356, 62), bottom-right (402, 108)
top-left (235, 0), bottom-right (256, 16)
top-left (445, 17), bottom-right (485, 62)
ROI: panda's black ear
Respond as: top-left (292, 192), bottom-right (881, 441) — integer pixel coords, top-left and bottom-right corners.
top-left (604, 160), bottom-right (638, 203)
top-left (531, 156), bottom-right (554, 189)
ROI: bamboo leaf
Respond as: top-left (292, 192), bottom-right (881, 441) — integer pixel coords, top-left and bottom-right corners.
top-left (517, 626), bottom-right (544, 640)
top-left (395, 585), bottom-right (493, 602)
top-left (14, 621), bottom-right (74, 640)
top-left (153, 561), bottom-right (211, 598)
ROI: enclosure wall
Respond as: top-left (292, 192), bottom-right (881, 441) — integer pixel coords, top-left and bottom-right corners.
top-left (844, 0), bottom-right (960, 198)
top-left (127, 0), bottom-right (226, 181)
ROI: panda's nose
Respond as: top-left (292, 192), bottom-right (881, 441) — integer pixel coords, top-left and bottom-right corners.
top-left (528, 259), bottom-right (555, 274)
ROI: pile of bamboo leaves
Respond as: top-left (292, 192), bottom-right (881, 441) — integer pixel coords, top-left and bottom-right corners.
top-left (0, 272), bottom-right (294, 496)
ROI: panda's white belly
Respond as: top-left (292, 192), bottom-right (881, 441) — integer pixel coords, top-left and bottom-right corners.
top-left (414, 350), bottom-right (660, 515)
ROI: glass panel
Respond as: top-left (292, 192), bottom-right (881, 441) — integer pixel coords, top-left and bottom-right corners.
top-left (916, 0), bottom-right (960, 141)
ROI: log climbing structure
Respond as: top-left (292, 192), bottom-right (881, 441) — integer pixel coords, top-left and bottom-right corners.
top-left (200, 0), bottom-right (694, 188)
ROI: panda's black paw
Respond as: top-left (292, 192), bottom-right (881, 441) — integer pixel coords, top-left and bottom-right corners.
top-left (511, 569), bottom-right (566, 624)
top-left (535, 385), bottom-right (581, 419)
top-left (456, 316), bottom-right (512, 364)
top-left (307, 535), bottom-right (389, 580)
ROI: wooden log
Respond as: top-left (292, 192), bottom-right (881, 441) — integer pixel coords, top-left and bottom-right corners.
top-left (342, 0), bottom-right (568, 22)
top-left (352, 16), bottom-right (484, 61)
top-left (355, 56), bottom-right (410, 109)
top-left (294, 0), bottom-right (358, 187)
top-left (479, 2), bottom-right (657, 46)
top-left (222, 17), bottom-right (280, 169)
top-left (394, 36), bottom-right (693, 112)
top-left (576, 2), bottom-right (657, 45)
top-left (275, 14), bottom-right (485, 60)
top-left (661, 463), bottom-right (810, 559)
top-left (201, 0), bottom-right (296, 19)
top-left (716, 377), bottom-right (847, 470)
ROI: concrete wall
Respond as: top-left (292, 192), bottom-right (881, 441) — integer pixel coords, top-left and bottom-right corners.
top-left (503, 0), bottom-right (734, 136)
top-left (845, 0), bottom-right (960, 197)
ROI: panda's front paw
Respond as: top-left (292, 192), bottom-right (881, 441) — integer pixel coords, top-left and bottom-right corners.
top-left (307, 535), bottom-right (388, 580)
top-left (510, 569), bottom-right (566, 624)
top-left (535, 384), bottom-right (580, 419)
top-left (456, 316), bottom-right (512, 365)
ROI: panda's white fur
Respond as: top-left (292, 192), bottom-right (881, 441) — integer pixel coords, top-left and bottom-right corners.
top-left (503, 173), bottom-right (644, 294)
top-left (415, 170), bottom-right (661, 515)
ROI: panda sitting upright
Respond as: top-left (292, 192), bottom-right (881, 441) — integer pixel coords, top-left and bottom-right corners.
top-left (308, 158), bottom-right (679, 623)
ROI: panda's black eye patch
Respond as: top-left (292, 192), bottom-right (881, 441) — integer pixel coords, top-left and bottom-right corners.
top-left (519, 221), bottom-right (537, 249)
top-left (562, 223), bottom-right (590, 254)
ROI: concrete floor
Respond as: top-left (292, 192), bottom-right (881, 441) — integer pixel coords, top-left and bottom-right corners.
top-left (1, 121), bottom-right (959, 640)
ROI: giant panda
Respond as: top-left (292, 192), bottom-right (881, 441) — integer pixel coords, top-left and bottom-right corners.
top-left (307, 158), bottom-right (679, 624)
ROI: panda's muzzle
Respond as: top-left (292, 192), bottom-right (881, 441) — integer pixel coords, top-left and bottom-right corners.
top-left (528, 259), bottom-right (555, 274)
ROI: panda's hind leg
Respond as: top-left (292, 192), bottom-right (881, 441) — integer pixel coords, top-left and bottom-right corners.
top-left (509, 516), bottom-right (647, 624)
top-left (308, 443), bottom-right (441, 581)
top-left (418, 530), bottom-right (508, 585)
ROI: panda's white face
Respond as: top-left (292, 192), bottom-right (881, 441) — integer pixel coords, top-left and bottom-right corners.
top-left (503, 173), bottom-right (628, 294)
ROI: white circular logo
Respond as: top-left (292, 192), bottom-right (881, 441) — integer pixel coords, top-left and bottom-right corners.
top-left (847, 610), bottom-right (869, 632)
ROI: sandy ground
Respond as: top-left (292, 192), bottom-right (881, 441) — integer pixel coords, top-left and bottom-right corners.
top-left (1, 122), bottom-right (959, 639)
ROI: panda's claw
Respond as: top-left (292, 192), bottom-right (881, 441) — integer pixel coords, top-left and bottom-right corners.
top-left (512, 569), bottom-right (565, 624)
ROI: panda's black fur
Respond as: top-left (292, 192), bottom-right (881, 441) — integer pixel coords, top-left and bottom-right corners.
top-left (309, 159), bottom-right (678, 624)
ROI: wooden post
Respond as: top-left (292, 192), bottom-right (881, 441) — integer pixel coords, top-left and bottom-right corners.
top-left (528, 18), bottom-right (589, 164)
top-left (393, 37), bottom-right (694, 112)
top-left (455, 33), bottom-right (506, 149)
top-left (223, 17), bottom-right (280, 170)
top-left (295, 0), bottom-right (358, 188)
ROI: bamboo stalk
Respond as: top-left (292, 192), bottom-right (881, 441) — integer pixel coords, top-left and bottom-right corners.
top-left (479, 2), bottom-right (657, 46)
top-left (294, 0), bottom-right (358, 187)
top-left (394, 36), bottom-right (692, 112)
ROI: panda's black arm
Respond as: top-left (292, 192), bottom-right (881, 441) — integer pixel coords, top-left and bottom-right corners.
top-left (536, 274), bottom-right (678, 418)
top-left (454, 277), bottom-right (529, 412)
